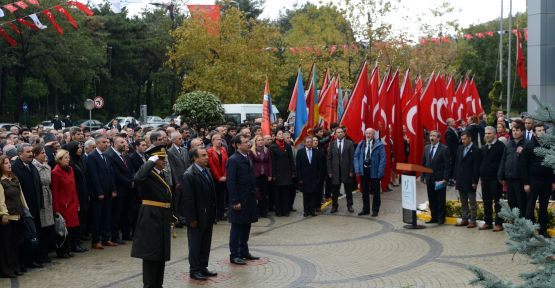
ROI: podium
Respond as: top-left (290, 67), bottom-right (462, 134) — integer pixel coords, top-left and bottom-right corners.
top-left (396, 163), bottom-right (433, 229)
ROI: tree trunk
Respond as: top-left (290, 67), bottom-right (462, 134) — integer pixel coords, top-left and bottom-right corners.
top-left (0, 67), bottom-right (7, 115)
top-left (145, 80), bottom-right (152, 114)
top-left (14, 68), bottom-right (25, 122)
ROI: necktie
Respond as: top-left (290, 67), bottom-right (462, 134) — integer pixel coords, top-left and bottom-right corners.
top-left (339, 140), bottom-right (343, 154)
top-left (202, 168), bottom-right (210, 180)
top-left (464, 146), bottom-right (469, 157)
top-left (365, 141), bottom-right (371, 161)
top-left (487, 144), bottom-right (491, 150)
top-left (307, 148), bottom-right (312, 164)
top-left (121, 155), bottom-right (128, 168)
top-left (430, 145), bottom-right (436, 161)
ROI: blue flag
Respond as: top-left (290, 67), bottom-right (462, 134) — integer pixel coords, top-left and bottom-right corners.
top-left (294, 69), bottom-right (307, 139)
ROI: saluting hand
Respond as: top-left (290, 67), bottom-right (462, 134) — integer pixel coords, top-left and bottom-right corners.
top-left (233, 203), bottom-right (241, 211)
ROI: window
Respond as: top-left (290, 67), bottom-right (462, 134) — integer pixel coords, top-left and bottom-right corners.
top-left (246, 113), bottom-right (262, 122)
top-left (224, 113), bottom-right (241, 125)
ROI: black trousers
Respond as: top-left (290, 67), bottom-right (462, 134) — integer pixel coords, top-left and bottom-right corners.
top-left (324, 178), bottom-right (333, 199)
top-left (112, 191), bottom-right (129, 241)
top-left (361, 177), bottom-right (381, 214)
top-left (256, 176), bottom-right (270, 217)
top-left (426, 179), bottom-right (446, 221)
top-left (481, 179), bottom-right (503, 226)
top-left (332, 182), bottom-right (354, 208)
top-left (526, 177), bottom-right (552, 232)
top-left (289, 184), bottom-right (297, 211)
top-left (187, 224), bottom-right (213, 272)
top-left (0, 220), bottom-right (22, 276)
top-left (275, 185), bottom-right (291, 216)
top-left (302, 191), bottom-right (317, 214)
top-left (143, 259), bottom-right (165, 288)
top-left (91, 196), bottom-right (112, 243)
top-left (215, 182), bottom-right (226, 219)
top-left (506, 179), bottom-right (527, 217)
top-left (38, 225), bottom-right (55, 260)
top-left (229, 223), bottom-right (251, 259)
top-left (78, 208), bottom-right (89, 238)
top-left (56, 227), bottom-right (79, 256)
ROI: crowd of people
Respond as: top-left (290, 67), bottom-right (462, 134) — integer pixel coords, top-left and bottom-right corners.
top-left (0, 109), bottom-right (553, 284)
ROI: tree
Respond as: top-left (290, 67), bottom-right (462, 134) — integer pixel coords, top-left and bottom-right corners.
top-left (169, 8), bottom-right (287, 105)
top-left (216, 0), bottom-right (265, 20)
top-left (173, 91), bottom-right (224, 127)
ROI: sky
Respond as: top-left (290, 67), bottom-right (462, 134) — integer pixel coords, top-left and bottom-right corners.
top-left (121, 0), bottom-right (527, 38)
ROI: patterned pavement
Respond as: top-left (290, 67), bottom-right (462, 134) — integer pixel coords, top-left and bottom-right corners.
top-left (2, 183), bottom-right (534, 287)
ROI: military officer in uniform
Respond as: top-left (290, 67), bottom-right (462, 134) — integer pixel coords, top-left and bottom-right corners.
top-left (131, 145), bottom-right (174, 288)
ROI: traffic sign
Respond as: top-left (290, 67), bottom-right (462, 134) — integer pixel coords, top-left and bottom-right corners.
top-left (84, 99), bottom-right (94, 111)
top-left (22, 102), bottom-right (28, 112)
top-left (93, 96), bottom-right (104, 109)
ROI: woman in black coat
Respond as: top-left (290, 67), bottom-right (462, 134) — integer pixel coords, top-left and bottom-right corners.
top-left (65, 141), bottom-right (90, 246)
top-left (269, 130), bottom-right (296, 217)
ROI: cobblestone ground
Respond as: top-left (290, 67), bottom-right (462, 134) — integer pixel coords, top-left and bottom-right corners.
top-left (2, 183), bottom-right (533, 288)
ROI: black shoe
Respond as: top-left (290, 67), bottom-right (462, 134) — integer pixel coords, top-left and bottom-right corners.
top-left (201, 269), bottom-right (218, 277)
top-left (437, 221), bottom-right (445, 225)
top-left (190, 271), bottom-right (208, 281)
top-left (80, 235), bottom-right (91, 241)
top-left (371, 213), bottom-right (378, 217)
top-left (290, 208), bottom-right (297, 212)
top-left (242, 254), bottom-right (260, 261)
top-left (0, 273), bottom-right (16, 278)
top-left (347, 206), bottom-right (354, 213)
top-left (72, 245), bottom-right (88, 253)
top-left (425, 219), bottom-right (438, 224)
top-left (14, 271), bottom-right (23, 276)
top-left (115, 239), bottom-right (126, 245)
top-left (230, 257), bottom-right (247, 265)
top-left (358, 211), bottom-right (370, 216)
top-left (27, 261), bottom-right (44, 268)
top-left (310, 212), bottom-right (317, 216)
top-left (303, 212), bottom-right (309, 217)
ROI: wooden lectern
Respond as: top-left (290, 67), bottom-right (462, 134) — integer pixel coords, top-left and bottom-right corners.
top-left (396, 163), bottom-right (433, 229)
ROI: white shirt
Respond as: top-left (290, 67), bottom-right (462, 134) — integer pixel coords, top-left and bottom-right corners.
top-left (337, 138), bottom-right (344, 154)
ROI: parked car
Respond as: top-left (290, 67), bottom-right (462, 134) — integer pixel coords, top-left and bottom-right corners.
top-left (40, 121), bottom-right (55, 130)
top-left (141, 116), bottom-right (168, 129)
top-left (74, 119), bottom-right (104, 130)
top-left (105, 116), bottom-right (140, 129)
top-left (222, 104), bottom-right (280, 125)
top-left (163, 115), bottom-right (181, 126)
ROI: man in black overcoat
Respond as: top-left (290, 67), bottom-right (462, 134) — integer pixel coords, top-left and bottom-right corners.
top-left (296, 136), bottom-right (324, 216)
top-left (226, 135), bottom-right (260, 265)
top-left (180, 147), bottom-right (218, 280)
top-left (131, 146), bottom-right (174, 288)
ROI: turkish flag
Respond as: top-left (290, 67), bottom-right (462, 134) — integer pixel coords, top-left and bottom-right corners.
top-left (419, 72), bottom-right (437, 132)
top-left (340, 61), bottom-right (368, 144)
top-left (445, 75), bottom-right (455, 118)
top-left (14, 1), bottom-right (28, 9)
top-left (55, 6), bottom-right (78, 29)
top-left (43, 10), bottom-right (64, 35)
top-left (187, 5), bottom-right (221, 34)
top-left (0, 27), bottom-right (17, 47)
top-left (374, 69), bottom-right (390, 136)
top-left (288, 69), bottom-right (301, 112)
top-left (393, 69), bottom-right (409, 165)
top-left (469, 78), bottom-right (484, 116)
top-left (403, 83), bottom-right (424, 165)
top-left (367, 65), bottom-right (379, 130)
top-left (67, 1), bottom-right (94, 16)
top-left (434, 74), bottom-right (448, 135)
top-left (516, 30), bottom-right (527, 88)
top-left (3, 4), bottom-right (18, 13)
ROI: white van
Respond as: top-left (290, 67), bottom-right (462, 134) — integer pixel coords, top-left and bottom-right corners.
top-left (222, 104), bottom-right (280, 125)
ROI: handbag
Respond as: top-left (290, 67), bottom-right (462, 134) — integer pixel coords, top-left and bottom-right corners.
top-left (54, 213), bottom-right (68, 237)
top-left (21, 208), bottom-right (39, 249)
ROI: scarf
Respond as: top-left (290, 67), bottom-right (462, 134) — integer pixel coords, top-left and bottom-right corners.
top-left (275, 139), bottom-right (285, 151)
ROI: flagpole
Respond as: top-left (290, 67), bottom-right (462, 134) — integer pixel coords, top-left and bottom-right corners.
top-left (506, 0), bottom-right (512, 117)
top-left (498, 0), bottom-right (503, 102)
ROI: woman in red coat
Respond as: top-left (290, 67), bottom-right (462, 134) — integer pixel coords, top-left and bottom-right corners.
top-left (51, 149), bottom-right (83, 258)
top-left (207, 133), bottom-right (228, 221)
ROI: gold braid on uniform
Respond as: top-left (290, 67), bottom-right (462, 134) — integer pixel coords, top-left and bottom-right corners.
top-left (151, 171), bottom-right (179, 238)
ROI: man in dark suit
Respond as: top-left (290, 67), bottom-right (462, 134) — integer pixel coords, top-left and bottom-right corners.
top-left (167, 131), bottom-right (190, 225)
top-left (454, 131), bottom-right (482, 228)
top-left (327, 127), bottom-right (355, 213)
top-left (106, 136), bottom-right (134, 243)
top-left (86, 135), bottom-right (117, 249)
top-left (522, 123), bottom-right (555, 238)
top-left (129, 139), bottom-right (148, 173)
top-left (131, 146), bottom-right (174, 288)
top-left (479, 126), bottom-right (505, 232)
top-left (296, 136), bottom-right (324, 217)
top-left (354, 128), bottom-right (386, 217)
top-left (422, 130), bottom-right (451, 225)
top-left (180, 147), bottom-right (218, 280)
top-left (444, 118), bottom-right (459, 185)
top-left (128, 139), bottom-right (148, 236)
top-left (226, 135), bottom-right (260, 265)
top-left (498, 120), bottom-right (528, 215)
top-left (12, 143), bottom-right (44, 269)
